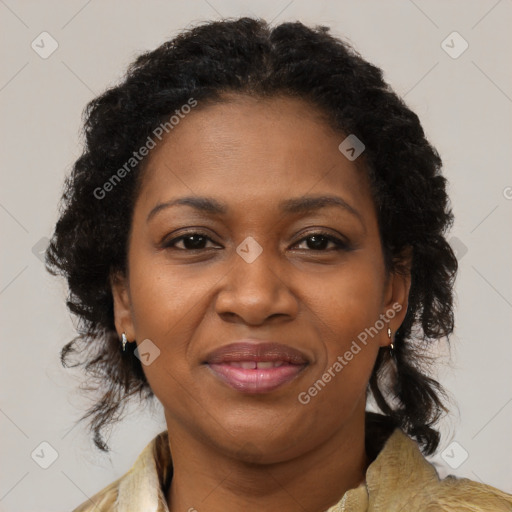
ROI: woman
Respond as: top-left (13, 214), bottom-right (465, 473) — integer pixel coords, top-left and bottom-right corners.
top-left (46, 17), bottom-right (512, 512)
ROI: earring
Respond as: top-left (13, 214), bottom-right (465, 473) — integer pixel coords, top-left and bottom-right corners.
top-left (121, 332), bottom-right (128, 352)
top-left (387, 328), bottom-right (394, 357)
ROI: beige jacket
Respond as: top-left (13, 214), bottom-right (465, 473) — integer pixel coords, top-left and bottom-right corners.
top-left (73, 428), bottom-right (512, 511)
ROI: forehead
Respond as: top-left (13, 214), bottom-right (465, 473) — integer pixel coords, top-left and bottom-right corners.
top-left (134, 94), bottom-right (375, 220)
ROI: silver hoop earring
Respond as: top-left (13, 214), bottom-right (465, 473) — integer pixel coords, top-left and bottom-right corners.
top-left (387, 328), bottom-right (394, 357)
top-left (121, 332), bottom-right (128, 352)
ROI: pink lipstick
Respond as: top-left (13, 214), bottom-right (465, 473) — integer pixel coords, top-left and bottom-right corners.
top-left (204, 340), bottom-right (308, 394)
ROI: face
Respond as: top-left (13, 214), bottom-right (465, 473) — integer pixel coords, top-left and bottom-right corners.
top-left (112, 94), bottom-right (411, 464)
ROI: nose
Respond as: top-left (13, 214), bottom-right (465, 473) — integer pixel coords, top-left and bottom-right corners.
top-left (214, 243), bottom-right (299, 326)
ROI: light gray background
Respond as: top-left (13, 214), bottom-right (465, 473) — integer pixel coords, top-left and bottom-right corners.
top-left (1, 1), bottom-right (511, 511)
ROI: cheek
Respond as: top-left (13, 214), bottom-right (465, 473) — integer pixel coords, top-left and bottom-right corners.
top-left (304, 253), bottom-right (385, 343)
top-left (126, 257), bottom-right (208, 394)
top-left (128, 250), bottom-right (213, 338)
top-left (299, 256), bottom-right (384, 400)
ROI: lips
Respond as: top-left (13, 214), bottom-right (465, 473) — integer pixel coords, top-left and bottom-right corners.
top-left (204, 340), bottom-right (309, 394)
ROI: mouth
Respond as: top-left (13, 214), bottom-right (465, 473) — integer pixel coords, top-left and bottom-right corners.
top-left (204, 341), bottom-right (309, 394)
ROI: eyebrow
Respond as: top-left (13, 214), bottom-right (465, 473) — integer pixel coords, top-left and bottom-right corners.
top-left (146, 194), bottom-right (365, 229)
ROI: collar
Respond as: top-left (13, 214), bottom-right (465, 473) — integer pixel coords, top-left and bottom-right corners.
top-left (326, 428), bottom-right (440, 511)
top-left (114, 427), bottom-right (438, 512)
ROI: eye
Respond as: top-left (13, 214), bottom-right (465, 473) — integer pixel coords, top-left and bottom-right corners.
top-left (162, 230), bottom-right (350, 252)
top-left (162, 232), bottom-right (220, 251)
top-left (293, 232), bottom-right (349, 251)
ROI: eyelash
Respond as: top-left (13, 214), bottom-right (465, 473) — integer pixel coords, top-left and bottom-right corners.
top-left (162, 230), bottom-right (350, 252)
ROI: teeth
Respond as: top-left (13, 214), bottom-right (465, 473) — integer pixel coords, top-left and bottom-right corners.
top-left (228, 362), bottom-right (257, 369)
top-left (257, 362), bottom-right (275, 369)
top-left (227, 361), bottom-right (287, 369)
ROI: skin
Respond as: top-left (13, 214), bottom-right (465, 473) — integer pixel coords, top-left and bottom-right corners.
top-left (111, 94), bottom-right (412, 512)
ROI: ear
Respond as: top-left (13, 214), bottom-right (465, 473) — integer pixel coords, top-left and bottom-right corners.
top-left (380, 245), bottom-right (413, 347)
top-left (110, 270), bottom-right (136, 341)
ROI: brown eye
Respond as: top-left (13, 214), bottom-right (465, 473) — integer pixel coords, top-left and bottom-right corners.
top-left (163, 232), bottom-right (218, 250)
top-left (294, 232), bottom-right (349, 251)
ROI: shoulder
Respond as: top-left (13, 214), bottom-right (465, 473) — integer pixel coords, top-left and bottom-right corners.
top-left (71, 477), bottom-right (122, 512)
top-left (421, 475), bottom-right (512, 511)
top-left (364, 428), bottom-right (512, 511)
top-left (70, 431), bottom-right (171, 512)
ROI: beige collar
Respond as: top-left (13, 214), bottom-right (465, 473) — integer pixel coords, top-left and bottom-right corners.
top-left (325, 428), bottom-right (439, 511)
top-left (114, 428), bottom-right (435, 512)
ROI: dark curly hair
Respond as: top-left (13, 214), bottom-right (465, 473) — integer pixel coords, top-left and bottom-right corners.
top-left (46, 17), bottom-right (458, 454)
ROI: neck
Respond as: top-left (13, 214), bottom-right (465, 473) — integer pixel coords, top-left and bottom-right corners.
top-left (165, 410), bottom-right (368, 512)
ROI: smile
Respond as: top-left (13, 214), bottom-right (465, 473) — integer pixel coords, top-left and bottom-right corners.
top-left (204, 340), bottom-right (310, 394)
top-left (207, 361), bottom-right (307, 393)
